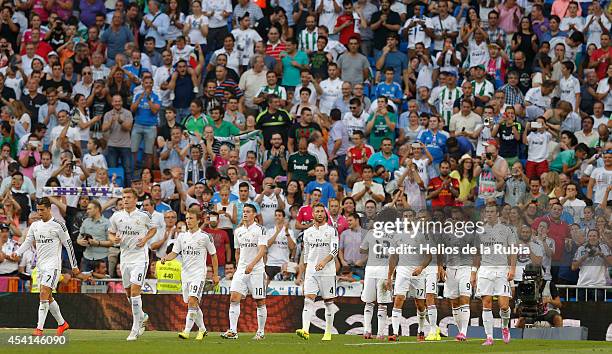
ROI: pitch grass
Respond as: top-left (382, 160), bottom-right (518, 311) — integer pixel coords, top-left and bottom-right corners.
top-left (2, 329), bottom-right (612, 354)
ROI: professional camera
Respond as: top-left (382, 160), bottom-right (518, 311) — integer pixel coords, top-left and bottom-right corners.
top-left (516, 264), bottom-right (543, 325)
top-left (586, 244), bottom-right (600, 257)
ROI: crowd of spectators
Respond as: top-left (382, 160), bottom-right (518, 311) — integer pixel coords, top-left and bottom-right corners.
top-left (0, 0), bottom-right (611, 292)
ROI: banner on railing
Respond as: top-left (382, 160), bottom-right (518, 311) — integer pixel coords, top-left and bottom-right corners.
top-left (42, 187), bottom-right (123, 197)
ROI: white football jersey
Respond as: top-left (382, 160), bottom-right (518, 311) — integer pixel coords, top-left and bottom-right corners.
top-left (303, 223), bottom-right (339, 276)
top-left (393, 231), bottom-right (431, 278)
top-left (172, 229), bottom-right (216, 282)
top-left (234, 222), bottom-right (267, 274)
top-left (109, 209), bottom-right (155, 264)
top-left (16, 218), bottom-right (77, 271)
top-left (360, 229), bottom-right (394, 279)
top-left (477, 222), bottom-right (518, 276)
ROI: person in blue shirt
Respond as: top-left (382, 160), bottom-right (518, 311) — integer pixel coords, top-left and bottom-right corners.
top-left (367, 138), bottom-right (400, 178)
top-left (130, 75), bottom-right (160, 172)
top-left (123, 51), bottom-right (150, 92)
top-left (417, 115), bottom-right (449, 166)
top-left (374, 67), bottom-right (403, 105)
top-left (304, 164), bottom-right (337, 205)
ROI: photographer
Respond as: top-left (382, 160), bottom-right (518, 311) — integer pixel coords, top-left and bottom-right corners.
top-left (572, 229), bottom-right (612, 290)
top-left (76, 200), bottom-right (112, 273)
top-left (516, 265), bottom-right (563, 328)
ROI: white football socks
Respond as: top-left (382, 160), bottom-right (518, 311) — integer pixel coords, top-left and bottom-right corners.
top-left (256, 305), bottom-right (267, 335)
top-left (302, 298), bottom-right (314, 332)
top-left (48, 300), bottom-right (65, 326)
top-left (482, 308), bottom-right (493, 338)
top-left (130, 296), bottom-right (142, 332)
top-left (427, 305), bottom-right (438, 332)
top-left (184, 307), bottom-right (197, 333)
top-left (417, 309), bottom-right (427, 333)
top-left (377, 305), bottom-right (388, 337)
top-left (459, 304), bottom-right (470, 335)
top-left (324, 302), bottom-right (334, 334)
top-left (363, 302), bottom-right (374, 333)
top-left (229, 302), bottom-right (240, 333)
top-left (37, 300), bottom-right (49, 330)
top-left (391, 308), bottom-right (402, 336)
top-left (195, 308), bottom-right (206, 332)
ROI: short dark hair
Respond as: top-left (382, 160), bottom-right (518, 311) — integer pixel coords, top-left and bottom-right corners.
top-left (36, 197), bottom-right (52, 208)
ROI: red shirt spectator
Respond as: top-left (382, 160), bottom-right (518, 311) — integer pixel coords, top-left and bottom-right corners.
top-left (335, 9), bottom-right (359, 45)
top-left (347, 144), bottom-right (374, 175)
top-left (266, 40), bottom-right (287, 62)
top-left (240, 162), bottom-right (265, 193)
top-left (204, 226), bottom-right (230, 267)
top-left (532, 209), bottom-right (570, 262)
top-left (428, 176), bottom-right (459, 207)
top-left (591, 44), bottom-right (612, 80)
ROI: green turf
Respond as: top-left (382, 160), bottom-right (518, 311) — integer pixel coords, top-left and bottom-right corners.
top-left (1, 329), bottom-right (611, 354)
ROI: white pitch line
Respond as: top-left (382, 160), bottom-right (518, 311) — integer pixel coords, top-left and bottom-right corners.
top-left (344, 338), bottom-right (485, 346)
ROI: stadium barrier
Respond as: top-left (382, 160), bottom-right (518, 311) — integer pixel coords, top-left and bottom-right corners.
top-left (1, 293), bottom-right (610, 341)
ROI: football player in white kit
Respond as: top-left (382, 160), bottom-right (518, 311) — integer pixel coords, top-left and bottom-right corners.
top-left (421, 210), bottom-right (441, 341)
top-left (359, 213), bottom-right (393, 340)
top-left (296, 203), bottom-right (339, 341)
top-left (11, 197), bottom-right (80, 336)
top-left (221, 204), bottom-right (268, 340)
top-left (108, 188), bottom-right (158, 341)
top-left (161, 209), bottom-right (220, 340)
top-left (439, 208), bottom-right (477, 342)
top-left (473, 205), bottom-right (517, 346)
top-left (386, 211), bottom-right (432, 342)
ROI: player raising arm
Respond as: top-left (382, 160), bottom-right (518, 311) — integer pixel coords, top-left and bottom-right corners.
top-left (161, 209), bottom-right (219, 340)
top-left (296, 203), bottom-right (339, 341)
top-left (10, 197), bottom-right (80, 336)
top-left (108, 188), bottom-right (157, 341)
top-left (221, 204), bottom-right (268, 340)
top-left (473, 204), bottom-right (517, 346)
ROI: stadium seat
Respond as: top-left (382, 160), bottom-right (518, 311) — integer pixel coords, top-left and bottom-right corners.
top-left (108, 167), bottom-right (125, 187)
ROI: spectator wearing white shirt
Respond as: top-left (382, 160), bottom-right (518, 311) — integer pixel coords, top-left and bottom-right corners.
top-left (307, 131), bottom-right (327, 168)
top-left (255, 177), bottom-right (287, 228)
top-left (204, 0), bottom-right (233, 52)
top-left (318, 63), bottom-right (343, 115)
top-left (265, 209), bottom-right (296, 280)
top-left (559, 61), bottom-right (581, 112)
top-left (525, 81), bottom-right (556, 120)
top-left (560, 182), bottom-right (586, 221)
top-left (572, 229), bottom-right (612, 287)
top-left (523, 118), bottom-right (553, 179)
top-left (587, 146), bottom-right (612, 206)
